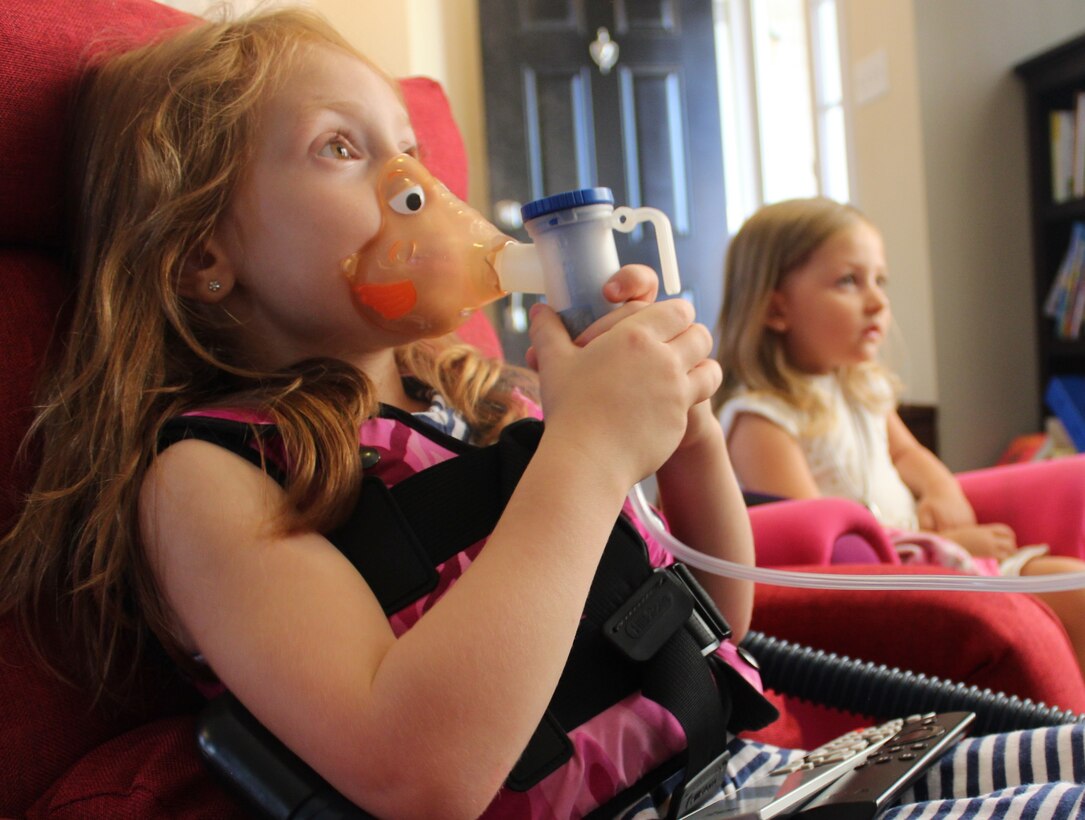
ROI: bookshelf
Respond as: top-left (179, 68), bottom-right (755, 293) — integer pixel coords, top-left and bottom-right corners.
top-left (1015, 33), bottom-right (1085, 417)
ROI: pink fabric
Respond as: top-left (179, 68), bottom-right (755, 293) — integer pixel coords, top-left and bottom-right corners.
top-left (359, 414), bottom-right (692, 818)
top-left (888, 528), bottom-right (1000, 576)
top-left (748, 496), bottom-right (900, 567)
top-left (750, 563), bottom-right (1085, 749)
top-left (485, 694), bottom-right (685, 819)
top-left (959, 455), bottom-right (1085, 560)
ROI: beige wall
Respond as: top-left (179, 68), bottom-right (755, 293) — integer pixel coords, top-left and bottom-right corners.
top-left (910, 1), bottom-right (1085, 469)
top-left (841, 0), bottom-right (938, 411)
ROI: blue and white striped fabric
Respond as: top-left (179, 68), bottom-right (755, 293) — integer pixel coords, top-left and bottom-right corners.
top-left (621, 724), bottom-right (1085, 819)
top-left (884, 723), bottom-right (1085, 819)
top-left (411, 389), bottom-right (474, 441)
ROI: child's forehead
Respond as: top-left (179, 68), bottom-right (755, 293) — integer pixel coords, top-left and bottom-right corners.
top-left (269, 44), bottom-right (403, 116)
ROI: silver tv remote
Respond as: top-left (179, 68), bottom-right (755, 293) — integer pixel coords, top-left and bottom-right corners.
top-left (790, 711), bottom-right (975, 820)
top-left (682, 716), bottom-right (910, 818)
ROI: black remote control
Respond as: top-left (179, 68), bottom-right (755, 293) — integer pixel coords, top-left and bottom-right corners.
top-left (790, 711), bottom-right (976, 820)
top-left (681, 716), bottom-right (908, 818)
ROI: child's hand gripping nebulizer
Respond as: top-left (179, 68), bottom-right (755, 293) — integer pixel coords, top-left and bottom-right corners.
top-left (341, 156), bottom-right (1085, 593)
top-left (494, 188), bottom-right (682, 337)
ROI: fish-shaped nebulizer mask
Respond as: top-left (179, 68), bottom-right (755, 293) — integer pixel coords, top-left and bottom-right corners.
top-left (341, 154), bottom-right (512, 337)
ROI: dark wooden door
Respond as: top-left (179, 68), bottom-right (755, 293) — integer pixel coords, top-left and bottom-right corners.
top-left (479, 0), bottom-right (727, 362)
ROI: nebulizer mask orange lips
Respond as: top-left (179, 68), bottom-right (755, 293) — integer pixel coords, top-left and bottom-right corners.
top-left (341, 161), bottom-right (1085, 593)
top-left (340, 154), bottom-right (511, 337)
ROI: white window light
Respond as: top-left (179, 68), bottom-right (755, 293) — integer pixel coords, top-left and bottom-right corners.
top-left (716, 0), bottom-right (852, 233)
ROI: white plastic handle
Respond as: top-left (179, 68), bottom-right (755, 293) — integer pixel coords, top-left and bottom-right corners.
top-left (612, 206), bottom-right (681, 296)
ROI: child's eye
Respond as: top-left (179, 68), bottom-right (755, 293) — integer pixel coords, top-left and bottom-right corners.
top-left (318, 135), bottom-right (358, 160)
top-left (388, 184), bottom-right (425, 214)
top-left (836, 273), bottom-right (857, 287)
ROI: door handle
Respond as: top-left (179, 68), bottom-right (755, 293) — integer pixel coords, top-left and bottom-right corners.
top-left (589, 27), bottom-right (619, 75)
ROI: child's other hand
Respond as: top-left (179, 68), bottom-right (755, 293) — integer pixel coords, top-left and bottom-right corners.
top-left (941, 523), bottom-right (1018, 561)
top-left (528, 298), bottom-right (720, 485)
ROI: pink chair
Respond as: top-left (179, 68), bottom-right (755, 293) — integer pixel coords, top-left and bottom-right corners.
top-left (745, 473), bottom-right (1085, 749)
top-left (960, 456), bottom-right (1085, 559)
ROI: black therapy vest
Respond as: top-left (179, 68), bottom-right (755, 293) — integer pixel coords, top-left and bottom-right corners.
top-left (160, 410), bottom-right (778, 819)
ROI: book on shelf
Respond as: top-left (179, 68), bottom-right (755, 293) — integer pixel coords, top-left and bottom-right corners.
top-left (1074, 91), bottom-right (1085, 197)
top-left (1045, 375), bottom-right (1085, 452)
top-left (1043, 220), bottom-right (1085, 339)
top-left (1052, 108), bottom-right (1075, 202)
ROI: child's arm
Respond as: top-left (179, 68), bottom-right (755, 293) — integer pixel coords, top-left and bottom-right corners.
top-left (887, 411), bottom-right (1018, 559)
top-left (580, 267), bottom-right (755, 636)
top-left (886, 410), bottom-right (974, 530)
top-left (655, 402), bottom-right (756, 640)
top-left (726, 411), bottom-right (822, 500)
top-left (141, 298), bottom-right (716, 820)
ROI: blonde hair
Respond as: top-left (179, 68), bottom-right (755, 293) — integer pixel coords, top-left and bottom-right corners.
top-left (0, 8), bottom-right (533, 700)
top-left (712, 197), bottom-right (896, 424)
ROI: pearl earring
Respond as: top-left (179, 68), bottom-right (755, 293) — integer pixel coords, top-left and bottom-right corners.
top-left (207, 280), bottom-right (222, 293)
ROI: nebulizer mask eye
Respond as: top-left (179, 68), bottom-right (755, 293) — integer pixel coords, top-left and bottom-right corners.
top-left (342, 161), bottom-right (1085, 592)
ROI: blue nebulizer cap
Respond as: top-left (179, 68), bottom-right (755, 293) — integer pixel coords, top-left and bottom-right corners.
top-left (521, 187), bottom-right (615, 222)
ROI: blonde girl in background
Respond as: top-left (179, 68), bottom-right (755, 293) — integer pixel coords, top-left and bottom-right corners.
top-left (714, 196), bottom-right (1085, 676)
top-left (1, 12), bottom-right (1084, 818)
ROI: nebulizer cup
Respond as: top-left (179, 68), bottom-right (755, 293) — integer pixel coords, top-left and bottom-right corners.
top-left (495, 188), bottom-right (682, 336)
top-left (340, 163), bottom-right (1085, 592)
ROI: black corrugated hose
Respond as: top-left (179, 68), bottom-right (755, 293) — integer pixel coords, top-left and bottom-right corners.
top-left (740, 630), bottom-right (1085, 736)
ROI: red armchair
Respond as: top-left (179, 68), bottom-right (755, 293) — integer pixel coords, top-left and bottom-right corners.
top-left (2, 0), bottom-right (1083, 814)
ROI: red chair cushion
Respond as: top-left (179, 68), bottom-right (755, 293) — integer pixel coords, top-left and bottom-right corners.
top-left (0, 0), bottom-right (193, 246)
top-left (751, 565), bottom-right (1085, 729)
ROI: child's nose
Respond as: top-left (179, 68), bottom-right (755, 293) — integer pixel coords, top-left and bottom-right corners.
top-left (865, 286), bottom-right (889, 312)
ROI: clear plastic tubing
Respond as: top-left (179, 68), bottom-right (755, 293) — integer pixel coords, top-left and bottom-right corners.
top-left (629, 482), bottom-right (1085, 592)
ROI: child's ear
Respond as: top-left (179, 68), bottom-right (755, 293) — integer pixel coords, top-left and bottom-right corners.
top-left (765, 291), bottom-right (789, 333)
top-left (177, 239), bottom-right (235, 303)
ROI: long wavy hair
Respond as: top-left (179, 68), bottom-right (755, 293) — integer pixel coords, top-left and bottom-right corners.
top-left (0, 8), bottom-right (533, 701)
top-left (712, 197), bottom-right (896, 425)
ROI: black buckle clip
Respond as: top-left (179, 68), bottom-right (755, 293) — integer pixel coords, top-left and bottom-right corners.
top-left (603, 564), bottom-right (732, 663)
top-left (673, 748), bottom-right (732, 818)
top-left (669, 562), bottom-right (732, 657)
